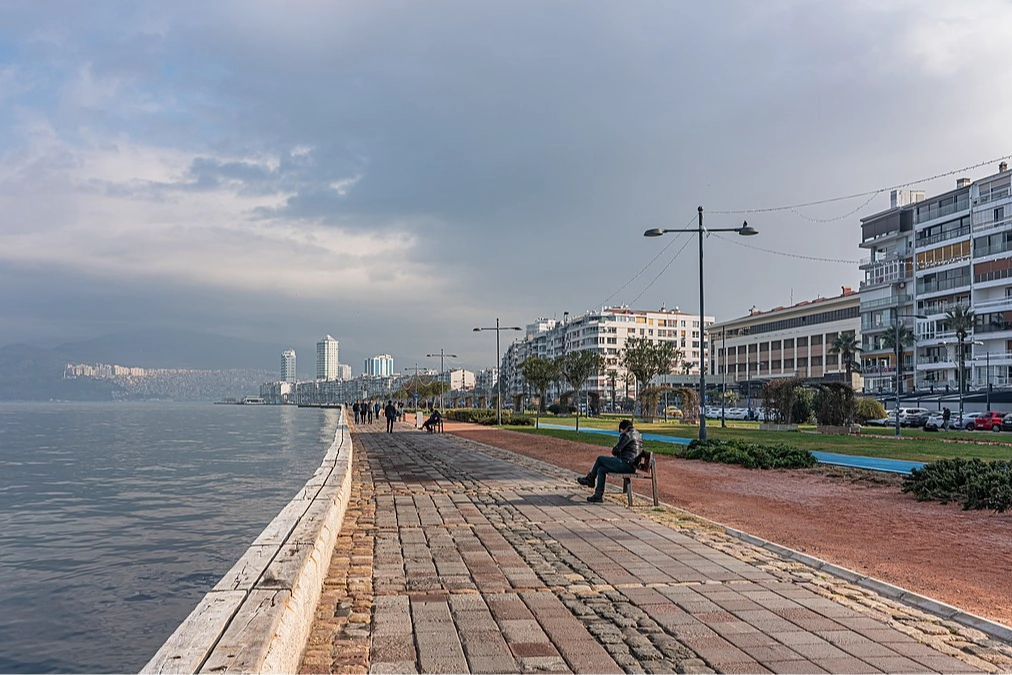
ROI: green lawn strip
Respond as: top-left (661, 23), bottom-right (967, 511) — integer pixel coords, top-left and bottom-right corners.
top-left (509, 422), bottom-right (1012, 463)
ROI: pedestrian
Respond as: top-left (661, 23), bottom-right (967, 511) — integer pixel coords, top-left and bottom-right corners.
top-left (577, 419), bottom-right (642, 503)
top-left (366, 403), bottom-right (374, 424)
top-left (352, 401), bottom-right (360, 424)
top-left (374, 401), bottom-right (381, 422)
top-left (384, 399), bottom-right (398, 433)
top-left (942, 407), bottom-right (951, 431)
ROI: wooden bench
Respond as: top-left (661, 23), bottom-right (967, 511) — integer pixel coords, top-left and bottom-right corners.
top-left (621, 451), bottom-right (659, 507)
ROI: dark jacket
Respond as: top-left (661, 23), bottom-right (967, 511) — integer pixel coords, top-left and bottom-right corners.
top-left (384, 404), bottom-right (397, 419)
top-left (611, 427), bottom-right (642, 464)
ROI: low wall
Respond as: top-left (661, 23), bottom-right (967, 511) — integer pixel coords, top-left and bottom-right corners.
top-left (142, 410), bottom-right (354, 674)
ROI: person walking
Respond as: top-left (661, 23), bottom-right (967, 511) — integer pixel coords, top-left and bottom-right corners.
top-left (384, 400), bottom-right (398, 433)
top-left (577, 419), bottom-right (642, 503)
top-left (366, 402), bottom-right (374, 424)
top-left (942, 407), bottom-right (951, 431)
top-left (352, 401), bottom-right (360, 424)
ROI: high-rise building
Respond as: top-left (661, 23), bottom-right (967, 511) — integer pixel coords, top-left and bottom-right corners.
top-left (364, 354), bottom-right (394, 377)
top-left (336, 363), bottom-right (352, 381)
top-left (858, 162), bottom-right (1012, 401)
top-left (281, 349), bottom-right (297, 383)
top-left (316, 335), bottom-right (340, 381)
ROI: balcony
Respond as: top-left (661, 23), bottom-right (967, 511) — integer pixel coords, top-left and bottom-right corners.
top-left (974, 296), bottom-right (1012, 313)
top-left (860, 267), bottom-right (911, 290)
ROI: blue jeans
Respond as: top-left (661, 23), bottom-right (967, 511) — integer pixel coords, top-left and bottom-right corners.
top-left (589, 455), bottom-right (635, 496)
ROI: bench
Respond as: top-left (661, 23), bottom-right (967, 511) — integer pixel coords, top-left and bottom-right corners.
top-left (423, 417), bottom-right (444, 433)
top-left (621, 451), bottom-right (659, 507)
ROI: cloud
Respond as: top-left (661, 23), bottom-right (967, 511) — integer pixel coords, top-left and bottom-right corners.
top-left (2, 0), bottom-right (1012, 372)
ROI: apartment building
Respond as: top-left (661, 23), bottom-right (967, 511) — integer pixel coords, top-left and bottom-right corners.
top-left (364, 354), bottom-right (394, 377)
top-left (315, 335), bottom-right (340, 381)
top-left (859, 162), bottom-right (1012, 398)
top-left (281, 349), bottom-right (297, 383)
top-left (707, 289), bottom-right (862, 398)
top-left (503, 305), bottom-right (713, 404)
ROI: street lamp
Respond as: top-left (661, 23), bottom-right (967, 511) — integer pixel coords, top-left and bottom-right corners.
top-left (473, 318), bottom-right (522, 425)
top-left (720, 327), bottom-right (727, 428)
top-left (973, 340), bottom-right (991, 411)
top-left (894, 313), bottom-right (927, 438)
top-left (645, 206), bottom-right (758, 440)
top-left (426, 349), bottom-right (458, 412)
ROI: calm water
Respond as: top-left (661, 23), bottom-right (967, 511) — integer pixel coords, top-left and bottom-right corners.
top-left (0, 401), bottom-right (342, 674)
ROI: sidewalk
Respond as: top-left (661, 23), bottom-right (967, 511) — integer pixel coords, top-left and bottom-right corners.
top-left (299, 422), bottom-right (1012, 674)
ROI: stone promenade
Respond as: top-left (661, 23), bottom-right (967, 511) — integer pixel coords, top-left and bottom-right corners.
top-left (299, 422), bottom-right (1012, 674)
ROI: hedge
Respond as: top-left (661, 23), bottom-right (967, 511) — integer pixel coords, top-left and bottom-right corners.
top-left (682, 438), bottom-right (816, 470)
top-left (443, 409), bottom-right (534, 426)
top-left (902, 457), bottom-right (1012, 512)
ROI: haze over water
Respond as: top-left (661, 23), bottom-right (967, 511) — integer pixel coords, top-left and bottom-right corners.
top-left (0, 401), bottom-right (340, 673)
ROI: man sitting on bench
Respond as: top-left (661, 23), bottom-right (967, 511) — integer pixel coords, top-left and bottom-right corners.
top-left (421, 409), bottom-right (442, 433)
top-left (577, 419), bottom-right (641, 503)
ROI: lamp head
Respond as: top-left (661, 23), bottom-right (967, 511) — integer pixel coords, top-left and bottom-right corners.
top-left (473, 328), bottom-right (481, 332)
top-left (738, 221), bottom-right (759, 236)
top-left (643, 228), bottom-right (665, 237)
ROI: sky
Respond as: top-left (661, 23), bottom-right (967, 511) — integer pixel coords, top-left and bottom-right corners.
top-left (2, 1), bottom-right (1012, 375)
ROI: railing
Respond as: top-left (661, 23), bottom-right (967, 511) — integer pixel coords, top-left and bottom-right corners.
top-left (971, 213), bottom-right (1012, 235)
top-left (974, 297), bottom-right (1012, 313)
top-left (860, 268), bottom-right (911, 290)
top-left (914, 196), bottom-right (970, 224)
top-left (917, 276), bottom-right (971, 295)
top-left (916, 225), bottom-right (971, 247)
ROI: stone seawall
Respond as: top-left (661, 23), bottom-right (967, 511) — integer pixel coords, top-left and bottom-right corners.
top-left (142, 410), bottom-right (353, 674)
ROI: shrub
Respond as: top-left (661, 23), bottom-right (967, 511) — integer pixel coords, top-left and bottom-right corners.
top-left (854, 397), bottom-right (887, 423)
top-left (443, 409), bottom-right (533, 426)
top-left (681, 439), bottom-right (816, 470)
top-left (903, 457), bottom-right (1012, 512)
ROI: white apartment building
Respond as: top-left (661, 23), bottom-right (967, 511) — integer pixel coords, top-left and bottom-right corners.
top-left (707, 288), bottom-right (862, 399)
top-left (448, 368), bottom-right (476, 391)
top-left (315, 335), bottom-right (340, 381)
top-left (281, 349), bottom-right (297, 383)
top-left (504, 305), bottom-right (713, 404)
top-left (364, 354), bottom-right (394, 377)
top-left (336, 363), bottom-right (352, 381)
top-left (859, 162), bottom-right (1012, 401)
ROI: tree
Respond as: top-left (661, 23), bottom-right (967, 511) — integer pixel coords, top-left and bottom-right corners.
top-left (882, 324), bottom-right (915, 395)
top-left (519, 357), bottom-right (559, 429)
top-left (620, 337), bottom-right (682, 421)
top-left (945, 304), bottom-right (975, 414)
top-left (557, 350), bottom-right (604, 431)
top-left (829, 331), bottom-right (862, 389)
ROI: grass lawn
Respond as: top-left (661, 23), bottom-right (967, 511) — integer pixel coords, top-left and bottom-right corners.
top-left (513, 414), bottom-right (1012, 463)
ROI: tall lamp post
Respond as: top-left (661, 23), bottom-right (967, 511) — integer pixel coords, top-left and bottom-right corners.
top-left (645, 207), bottom-right (758, 440)
top-left (426, 349), bottom-right (457, 412)
top-left (473, 318), bottom-right (522, 425)
top-left (894, 313), bottom-right (927, 438)
top-left (973, 340), bottom-right (990, 411)
top-left (720, 327), bottom-right (727, 428)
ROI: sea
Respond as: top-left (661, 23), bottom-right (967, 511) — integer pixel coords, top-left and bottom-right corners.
top-left (0, 401), bottom-right (342, 674)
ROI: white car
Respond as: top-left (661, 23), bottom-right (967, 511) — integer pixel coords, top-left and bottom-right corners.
top-left (923, 412), bottom-right (945, 431)
top-left (957, 412), bottom-right (982, 430)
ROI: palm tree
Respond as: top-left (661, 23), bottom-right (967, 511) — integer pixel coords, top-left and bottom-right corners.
top-left (882, 324), bottom-right (915, 395)
top-left (945, 304), bottom-right (975, 415)
top-left (829, 332), bottom-right (862, 388)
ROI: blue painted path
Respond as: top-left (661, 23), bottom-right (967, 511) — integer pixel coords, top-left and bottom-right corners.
top-left (535, 423), bottom-right (924, 474)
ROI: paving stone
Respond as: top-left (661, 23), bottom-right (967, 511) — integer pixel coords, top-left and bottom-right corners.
top-left (298, 424), bottom-right (1007, 674)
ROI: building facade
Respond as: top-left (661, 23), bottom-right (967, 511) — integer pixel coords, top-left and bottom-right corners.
top-left (859, 162), bottom-right (1012, 400)
top-left (315, 335), bottom-right (340, 381)
top-left (364, 354), bottom-right (394, 377)
top-left (503, 305), bottom-right (713, 405)
top-left (707, 288), bottom-right (862, 399)
top-left (281, 349), bottom-right (297, 384)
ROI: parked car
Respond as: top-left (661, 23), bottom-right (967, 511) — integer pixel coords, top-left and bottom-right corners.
top-left (958, 412), bottom-right (982, 430)
top-left (1002, 413), bottom-right (1012, 432)
top-left (974, 411), bottom-right (1005, 432)
top-left (905, 409), bottom-right (935, 428)
top-left (923, 412), bottom-right (945, 431)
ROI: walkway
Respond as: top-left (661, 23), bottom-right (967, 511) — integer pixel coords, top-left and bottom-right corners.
top-left (299, 423), bottom-right (1011, 674)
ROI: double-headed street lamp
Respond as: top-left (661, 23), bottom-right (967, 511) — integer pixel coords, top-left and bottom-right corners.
top-left (473, 319), bottom-right (522, 425)
top-left (893, 313), bottom-right (927, 438)
top-left (645, 206), bottom-right (758, 440)
top-left (426, 349), bottom-right (458, 411)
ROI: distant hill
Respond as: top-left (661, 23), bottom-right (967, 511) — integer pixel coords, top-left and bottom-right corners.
top-left (0, 343), bottom-right (123, 401)
top-left (53, 328), bottom-right (290, 371)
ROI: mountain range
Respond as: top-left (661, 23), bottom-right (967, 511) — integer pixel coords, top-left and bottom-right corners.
top-left (0, 329), bottom-right (291, 401)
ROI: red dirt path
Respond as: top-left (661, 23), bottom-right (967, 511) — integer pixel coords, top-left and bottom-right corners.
top-left (444, 422), bottom-right (1012, 628)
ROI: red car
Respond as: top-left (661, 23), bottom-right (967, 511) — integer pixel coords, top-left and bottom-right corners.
top-left (974, 411), bottom-right (1005, 432)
